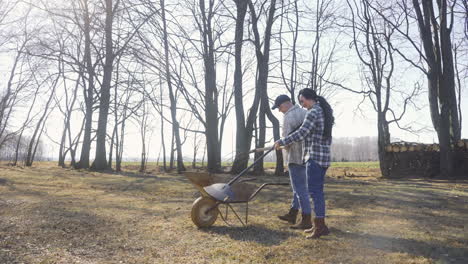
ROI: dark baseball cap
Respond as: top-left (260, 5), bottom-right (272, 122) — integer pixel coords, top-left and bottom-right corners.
top-left (272, 94), bottom-right (291, 109)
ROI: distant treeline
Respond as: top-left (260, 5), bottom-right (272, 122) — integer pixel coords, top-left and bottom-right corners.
top-left (261, 136), bottom-right (378, 163)
top-left (0, 133), bottom-right (46, 164)
top-left (331, 137), bottom-right (378, 162)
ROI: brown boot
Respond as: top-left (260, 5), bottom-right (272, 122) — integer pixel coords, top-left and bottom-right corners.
top-left (290, 213), bottom-right (312, 230)
top-left (278, 208), bottom-right (298, 224)
top-left (306, 218), bottom-right (329, 239)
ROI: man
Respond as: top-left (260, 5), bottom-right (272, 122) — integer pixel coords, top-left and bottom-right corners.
top-left (272, 95), bottom-right (312, 230)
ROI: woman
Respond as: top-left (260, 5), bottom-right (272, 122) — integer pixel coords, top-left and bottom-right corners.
top-left (275, 88), bottom-right (334, 239)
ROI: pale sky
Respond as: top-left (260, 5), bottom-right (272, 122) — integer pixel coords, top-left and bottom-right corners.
top-left (1, 0), bottom-right (467, 162)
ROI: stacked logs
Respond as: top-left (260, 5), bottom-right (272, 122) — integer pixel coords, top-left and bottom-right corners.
top-left (385, 140), bottom-right (468, 153)
top-left (383, 140), bottom-right (468, 178)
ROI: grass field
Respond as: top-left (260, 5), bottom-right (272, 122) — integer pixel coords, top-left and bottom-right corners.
top-left (1, 162), bottom-right (467, 263)
top-left (120, 161), bottom-right (380, 169)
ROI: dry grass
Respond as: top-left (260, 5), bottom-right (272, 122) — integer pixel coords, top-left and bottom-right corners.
top-left (0, 162), bottom-right (467, 264)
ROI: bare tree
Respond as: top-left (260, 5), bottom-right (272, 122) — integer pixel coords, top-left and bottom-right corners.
top-left (92, 0), bottom-right (120, 170)
top-left (231, 0), bottom-right (250, 173)
top-left (130, 0), bottom-right (186, 172)
top-left (368, 0), bottom-right (462, 177)
top-left (137, 93), bottom-right (150, 173)
top-left (158, 75), bottom-right (167, 171)
top-left (160, 0), bottom-right (185, 172)
top-left (162, 0), bottom-right (235, 172)
top-left (0, 37), bottom-right (30, 148)
top-left (346, 0), bottom-right (421, 177)
top-left (194, 0), bottom-right (222, 172)
top-left (57, 49), bottom-right (81, 167)
top-left (12, 81), bottom-right (40, 166)
top-left (25, 61), bottom-right (60, 166)
top-left (245, 0), bottom-right (284, 175)
top-left (75, 0), bottom-right (98, 169)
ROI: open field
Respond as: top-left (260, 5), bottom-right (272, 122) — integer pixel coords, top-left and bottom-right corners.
top-left (121, 161), bottom-right (380, 169)
top-left (1, 162), bottom-right (467, 263)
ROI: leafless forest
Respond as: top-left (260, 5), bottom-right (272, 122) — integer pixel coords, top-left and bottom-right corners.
top-left (0, 0), bottom-right (467, 177)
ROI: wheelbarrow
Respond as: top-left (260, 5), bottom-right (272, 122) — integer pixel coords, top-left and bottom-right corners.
top-left (185, 146), bottom-right (289, 228)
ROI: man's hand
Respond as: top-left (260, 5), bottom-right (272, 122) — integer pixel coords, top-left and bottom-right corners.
top-left (274, 140), bottom-right (283, 150)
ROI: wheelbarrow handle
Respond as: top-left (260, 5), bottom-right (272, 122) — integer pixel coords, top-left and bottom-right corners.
top-left (249, 145), bottom-right (285, 153)
top-left (227, 146), bottom-right (276, 185)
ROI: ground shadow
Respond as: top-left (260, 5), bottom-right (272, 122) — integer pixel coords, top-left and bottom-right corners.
top-left (330, 228), bottom-right (468, 264)
top-left (0, 195), bottom-right (128, 263)
top-left (205, 224), bottom-right (298, 246)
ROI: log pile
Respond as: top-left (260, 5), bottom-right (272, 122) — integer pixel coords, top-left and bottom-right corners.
top-left (384, 140), bottom-right (468, 178)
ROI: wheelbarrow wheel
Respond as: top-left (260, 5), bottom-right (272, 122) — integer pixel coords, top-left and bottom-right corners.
top-left (191, 196), bottom-right (219, 228)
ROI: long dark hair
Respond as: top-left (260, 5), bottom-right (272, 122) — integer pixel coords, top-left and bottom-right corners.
top-left (298, 88), bottom-right (334, 139)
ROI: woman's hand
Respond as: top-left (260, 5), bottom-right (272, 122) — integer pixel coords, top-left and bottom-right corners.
top-left (274, 140), bottom-right (283, 150)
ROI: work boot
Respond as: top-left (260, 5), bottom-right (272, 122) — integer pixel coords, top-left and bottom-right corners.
top-left (306, 218), bottom-right (329, 239)
top-left (278, 208), bottom-right (298, 224)
top-left (290, 213), bottom-right (312, 230)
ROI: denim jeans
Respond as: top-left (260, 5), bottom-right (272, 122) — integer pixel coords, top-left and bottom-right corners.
top-left (289, 163), bottom-right (311, 214)
top-left (306, 159), bottom-right (327, 218)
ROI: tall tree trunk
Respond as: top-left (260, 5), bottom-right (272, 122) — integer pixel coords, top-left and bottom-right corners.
top-left (232, 0), bottom-right (276, 174)
top-left (116, 117), bottom-right (126, 172)
top-left (199, 0), bottom-right (221, 172)
top-left (58, 121), bottom-right (67, 167)
top-left (161, 0), bottom-right (185, 173)
top-left (250, 0), bottom-right (277, 175)
top-left (265, 101), bottom-right (284, 175)
top-left (108, 125), bottom-right (116, 169)
top-left (169, 130), bottom-right (175, 170)
top-left (77, 0), bottom-right (95, 169)
top-left (108, 61), bottom-right (120, 169)
top-left (412, 0), bottom-right (460, 177)
top-left (139, 129), bottom-right (147, 173)
top-left (254, 102), bottom-right (266, 174)
top-left (139, 99), bottom-right (148, 173)
top-left (92, 0), bottom-right (115, 170)
top-left (377, 113), bottom-right (391, 177)
top-left (231, 0), bottom-right (249, 174)
top-left (69, 117), bottom-right (85, 167)
top-left (13, 131), bottom-right (24, 166)
top-left (159, 78), bottom-right (167, 172)
top-left (192, 132), bottom-right (198, 169)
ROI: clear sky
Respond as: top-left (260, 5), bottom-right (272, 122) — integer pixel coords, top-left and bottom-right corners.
top-left (1, 0), bottom-right (467, 162)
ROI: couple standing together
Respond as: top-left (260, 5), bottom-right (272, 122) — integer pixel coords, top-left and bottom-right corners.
top-left (273, 88), bottom-right (334, 239)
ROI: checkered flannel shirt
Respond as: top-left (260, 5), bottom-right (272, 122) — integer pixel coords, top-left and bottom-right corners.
top-left (279, 103), bottom-right (332, 168)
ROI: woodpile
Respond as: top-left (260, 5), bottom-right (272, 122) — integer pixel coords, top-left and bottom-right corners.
top-left (383, 140), bottom-right (468, 178)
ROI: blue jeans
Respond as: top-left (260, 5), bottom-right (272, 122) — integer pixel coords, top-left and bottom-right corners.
top-left (306, 159), bottom-right (327, 218)
top-left (289, 163), bottom-right (311, 214)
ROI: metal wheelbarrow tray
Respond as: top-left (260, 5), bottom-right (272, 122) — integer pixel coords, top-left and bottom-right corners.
top-left (185, 146), bottom-right (289, 228)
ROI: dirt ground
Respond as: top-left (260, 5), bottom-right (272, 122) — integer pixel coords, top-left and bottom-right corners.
top-left (0, 163), bottom-right (467, 264)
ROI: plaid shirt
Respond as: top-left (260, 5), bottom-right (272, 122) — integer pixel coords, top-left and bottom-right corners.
top-left (279, 103), bottom-right (332, 168)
